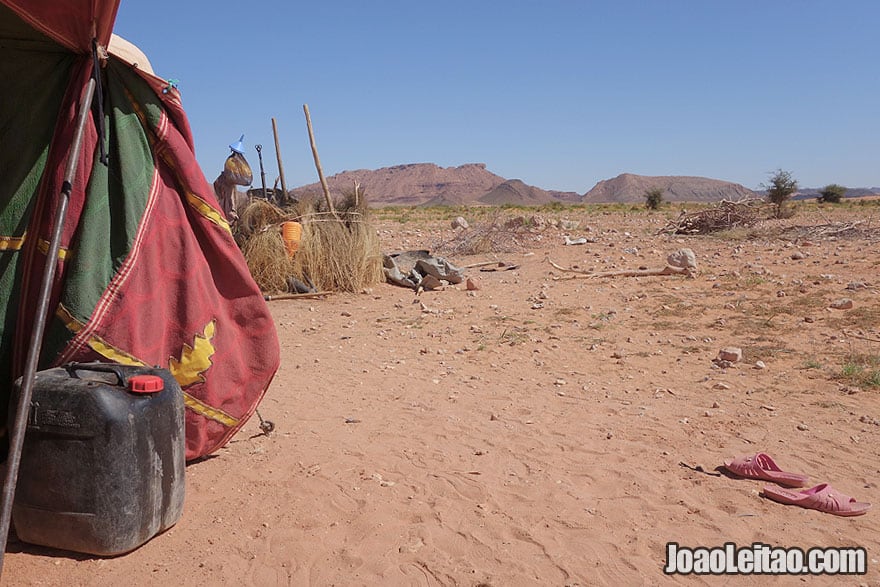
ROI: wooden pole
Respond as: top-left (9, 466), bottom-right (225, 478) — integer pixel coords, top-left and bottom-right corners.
top-left (263, 291), bottom-right (332, 301)
top-left (302, 104), bottom-right (338, 219)
top-left (271, 118), bottom-right (288, 204)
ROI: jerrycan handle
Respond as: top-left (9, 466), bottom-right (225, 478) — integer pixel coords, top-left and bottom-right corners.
top-left (64, 362), bottom-right (130, 386)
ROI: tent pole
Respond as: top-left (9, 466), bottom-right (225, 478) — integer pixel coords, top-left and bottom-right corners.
top-left (0, 77), bottom-right (97, 575)
top-left (271, 118), bottom-right (288, 204)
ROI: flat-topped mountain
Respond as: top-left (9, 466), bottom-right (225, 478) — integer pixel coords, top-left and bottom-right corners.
top-left (289, 163), bottom-right (578, 206)
top-left (583, 173), bottom-right (757, 203)
top-left (290, 163), bottom-right (502, 206)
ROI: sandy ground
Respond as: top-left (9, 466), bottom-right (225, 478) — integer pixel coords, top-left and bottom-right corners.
top-left (4, 206), bottom-right (880, 585)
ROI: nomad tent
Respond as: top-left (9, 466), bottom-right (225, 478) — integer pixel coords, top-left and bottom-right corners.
top-left (0, 1), bottom-right (280, 461)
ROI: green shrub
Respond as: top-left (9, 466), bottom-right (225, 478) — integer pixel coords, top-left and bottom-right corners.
top-left (818, 184), bottom-right (846, 204)
top-left (644, 188), bottom-right (664, 210)
top-left (763, 169), bottom-right (797, 218)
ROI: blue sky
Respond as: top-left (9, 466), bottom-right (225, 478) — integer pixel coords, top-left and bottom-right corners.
top-left (113, 1), bottom-right (880, 193)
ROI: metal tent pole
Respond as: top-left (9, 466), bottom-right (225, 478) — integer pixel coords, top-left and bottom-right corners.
top-left (0, 77), bottom-right (97, 575)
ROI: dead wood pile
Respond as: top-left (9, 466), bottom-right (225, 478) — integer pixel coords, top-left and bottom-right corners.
top-left (778, 221), bottom-right (880, 242)
top-left (659, 199), bottom-right (768, 235)
top-left (434, 214), bottom-right (550, 256)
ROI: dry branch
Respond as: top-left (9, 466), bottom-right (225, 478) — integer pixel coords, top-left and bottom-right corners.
top-left (547, 248), bottom-right (698, 280)
top-left (434, 213), bottom-right (547, 256)
top-left (779, 221), bottom-right (880, 242)
top-left (659, 199), bottom-right (767, 235)
top-left (549, 262), bottom-right (693, 280)
top-left (263, 291), bottom-right (332, 301)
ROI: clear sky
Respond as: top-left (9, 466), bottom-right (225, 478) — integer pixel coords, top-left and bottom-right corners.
top-left (113, 1), bottom-right (879, 194)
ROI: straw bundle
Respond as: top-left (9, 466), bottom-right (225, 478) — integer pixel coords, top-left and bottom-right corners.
top-left (236, 199), bottom-right (287, 240)
top-left (241, 228), bottom-right (294, 294)
top-left (290, 191), bottom-right (384, 292)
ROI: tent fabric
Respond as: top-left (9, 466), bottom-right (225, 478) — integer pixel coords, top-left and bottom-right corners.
top-left (1, 0), bottom-right (119, 52)
top-left (1, 2), bottom-right (280, 459)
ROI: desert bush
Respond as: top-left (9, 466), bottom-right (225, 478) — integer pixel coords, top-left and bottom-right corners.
top-left (763, 169), bottom-right (798, 218)
top-left (644, 188), bottom-right (664, 210)
top-left (818, 184), bottom-right (846, 204)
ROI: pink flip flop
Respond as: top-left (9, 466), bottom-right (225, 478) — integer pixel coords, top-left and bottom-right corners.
top-left (723, 453), bottom-right (808, 487)
top-left (762, 484), bottom-right (871, 517)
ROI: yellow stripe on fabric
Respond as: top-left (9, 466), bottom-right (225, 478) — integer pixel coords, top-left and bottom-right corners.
top-left (122, 86), bottom-right (232, 236)
top-left (183, 392), bottom-right (238, 427)
top-left (63, 313), bottom-right (236, 428)
top-left (56, 305), bottom-right (85, 334)
top-left (37, 238), bottom-right (68, 260)
top-left (184, 191), bottom-right (232, 234)
top-left (87, 336), bottom-right (148, 366)
top-left (0, 235), bottom-right (26, 251)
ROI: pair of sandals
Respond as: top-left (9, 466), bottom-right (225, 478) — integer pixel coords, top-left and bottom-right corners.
top-left (723, 452), bottom-right (871, 517)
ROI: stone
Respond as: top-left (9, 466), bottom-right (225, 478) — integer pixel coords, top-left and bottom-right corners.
top-left (667, 248), bottom-right (697, 272)
top-left (718, 347), bottom-right (743, 363)
top-left (451, 216), bottom-right (469, 230)
top-left (830, 298), bottom-right (854, 310)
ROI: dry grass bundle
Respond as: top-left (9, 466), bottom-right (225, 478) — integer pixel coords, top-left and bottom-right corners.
top-left (236, 199), bottom-right (287, 240)
top-left (241, 229), bottom-right (294, 293)
top-left (237, 199), bottom-right (295, 293)
top-left (289, 190), bottom-right (384, 292)
top-left (659, 199), bottom-right (769, 235)
top-left (434, 213), bottom-right (546, 256)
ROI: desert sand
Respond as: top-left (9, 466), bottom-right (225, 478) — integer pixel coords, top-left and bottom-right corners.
top-left (4, 205), bottom-right (880, 585)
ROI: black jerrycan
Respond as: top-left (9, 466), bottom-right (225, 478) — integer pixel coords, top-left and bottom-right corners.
top-left (10, 362), bottom-right (185, 556)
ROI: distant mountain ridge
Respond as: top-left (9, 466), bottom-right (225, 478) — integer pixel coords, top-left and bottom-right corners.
top-left (788, 187), bottom-right (880, 200)
top-left (289, 164), bottom-right (875, 206)
top-left (582, 173), bottom-right (757, 203)
top-left (290, 163), bottom-right (580, 207)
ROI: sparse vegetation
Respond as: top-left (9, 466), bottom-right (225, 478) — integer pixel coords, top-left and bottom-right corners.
top-left (763, 169), bottom-right (798, 218)
top-left (644, 188), bottom-right (664, 210)
top-left (836, 353), bottom-right (880, 388)
top-left (803, 358), bottom-right (823, 370)
top-left (818, 184), bottom-right (846, 204)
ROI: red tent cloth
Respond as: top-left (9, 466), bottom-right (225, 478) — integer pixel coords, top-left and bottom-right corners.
top-left (1, 1), bottom-right (280, 459)
top-left (2, 0), bottom-right (119, 52)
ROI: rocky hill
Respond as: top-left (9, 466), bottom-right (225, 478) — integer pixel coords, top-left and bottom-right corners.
top-left (290, 163), bottom-right (502, 206)
top-left (583, 173), bottom-right (757, 203)
top-left (290, 165), bottom-right (877, 207)
top-left (476, 179), bottom-right (556, 206)
top-left (289, 163), bottom-right (579, 207)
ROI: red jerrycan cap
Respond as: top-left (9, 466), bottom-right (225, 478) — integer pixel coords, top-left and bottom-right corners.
top-left (128, 375), bottom-right (165, 393)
